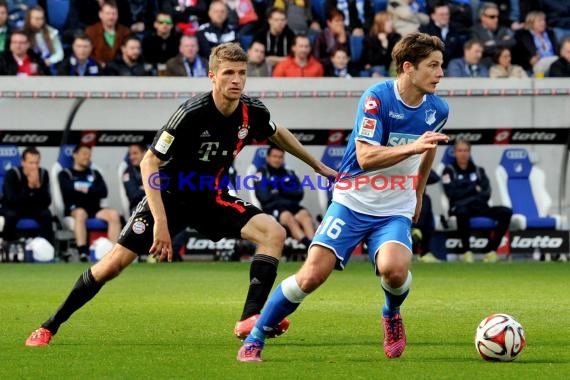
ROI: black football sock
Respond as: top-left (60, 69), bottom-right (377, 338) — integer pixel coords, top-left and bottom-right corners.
top-left (41, 269), bottom-right (104, 334)
top-left (240, 254), bottom-right (279, 320)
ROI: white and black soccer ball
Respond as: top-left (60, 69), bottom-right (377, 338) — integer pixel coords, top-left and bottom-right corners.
top-left (475, 313), bottom-right (526, 362)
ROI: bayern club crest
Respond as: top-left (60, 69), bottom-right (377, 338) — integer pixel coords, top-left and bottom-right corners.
top-left (238, 127), bottom-right (249, 140)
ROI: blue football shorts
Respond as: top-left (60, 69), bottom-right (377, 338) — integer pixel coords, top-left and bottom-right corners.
top-left (310, 201), bottom-right (412, 272)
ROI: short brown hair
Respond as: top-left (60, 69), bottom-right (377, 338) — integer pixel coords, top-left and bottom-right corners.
top-left (209, 43), bottom-right (248, 73)
top-left (391, 32), bottom-right (445, 75)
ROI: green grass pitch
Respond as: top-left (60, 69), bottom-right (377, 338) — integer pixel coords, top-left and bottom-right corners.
top-left (1, 261), bottom-right (569, 379)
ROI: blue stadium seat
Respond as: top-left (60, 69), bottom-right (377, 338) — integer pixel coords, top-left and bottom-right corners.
top-left (495, 148), bottom-right (566, 230)
top-left (373, 0), bottom-right (388, 12)
top-left (46, 0), bottom-right (70, 32)
top-left (245, 146), bottom-right (269, 208)
top-left (239, 34), bottom-right (254, 50)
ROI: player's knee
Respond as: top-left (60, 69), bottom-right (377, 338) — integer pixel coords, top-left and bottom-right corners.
top-left (267, 222), bottom-right (287, 245)
top-left (382, 266), bottom-right (409, 287)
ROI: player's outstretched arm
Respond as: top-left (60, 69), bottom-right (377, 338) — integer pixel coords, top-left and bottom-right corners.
top-left (140, 150), bottom-right (173, 262)
top-left (269, 123), bottom-right (337, 178)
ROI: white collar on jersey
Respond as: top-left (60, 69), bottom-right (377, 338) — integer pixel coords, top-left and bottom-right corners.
top-left (393, 79), bottom-right (426, 109)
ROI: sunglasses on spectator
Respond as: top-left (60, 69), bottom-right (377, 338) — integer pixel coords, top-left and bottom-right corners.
top-left (157, 19), bottom-right (173, 25)
top-left (484, 14), bottom-right (499, 19)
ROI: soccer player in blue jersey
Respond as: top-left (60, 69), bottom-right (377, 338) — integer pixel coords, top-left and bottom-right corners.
top-left (238, 32), bottom-right (450, 361)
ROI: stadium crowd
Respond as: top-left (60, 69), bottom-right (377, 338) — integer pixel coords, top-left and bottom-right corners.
top-left (0, 0), bottom-right (569, 78)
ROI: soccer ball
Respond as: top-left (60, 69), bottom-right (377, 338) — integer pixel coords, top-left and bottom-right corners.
top-left (475, 313), bottom-right (526, 362)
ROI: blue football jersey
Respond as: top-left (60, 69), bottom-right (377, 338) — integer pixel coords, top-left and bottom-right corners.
top-left (333, 80), bottom-right (449, 217)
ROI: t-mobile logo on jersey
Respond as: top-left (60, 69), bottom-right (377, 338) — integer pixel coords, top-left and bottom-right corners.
top-left (198, 142), bottom-right (220, 161)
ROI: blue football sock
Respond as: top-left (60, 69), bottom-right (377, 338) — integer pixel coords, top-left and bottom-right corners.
top-left (381, 271), bottom-right (412, 318)
top-left (244, 275), bottom-right (307, 343)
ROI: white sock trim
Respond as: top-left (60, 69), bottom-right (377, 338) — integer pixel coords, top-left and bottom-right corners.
top-left (281, 275), bottom-right (307, 303)
top-left (381, 271), bottom-right (412, 296)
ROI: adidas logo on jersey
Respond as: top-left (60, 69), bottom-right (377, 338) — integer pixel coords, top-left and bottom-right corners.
top-left (200, 130), bottom-right (211, 138)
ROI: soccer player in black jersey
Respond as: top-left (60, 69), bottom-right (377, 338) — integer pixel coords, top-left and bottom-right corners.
top-left (25, 43), bottom-right (337, 347)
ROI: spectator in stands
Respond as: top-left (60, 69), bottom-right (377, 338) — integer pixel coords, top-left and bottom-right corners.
top-left (104, 34), bottom-right (150, 75)
top-left (549, 37), bottom-right (570, 77)
top-left (513, 10), bottom-right (559, 76)
top-left (0, 146), bottom-right (54, 245)
top-left (85, 0), bottom-right (131, 67)
top-left (471, 2), bottom-right (515, 66)
top-left (57, 33), bottom-right (101, 76)
top-left (412, 170), bottom-right (439, 263)
top-left (4, 0), bottom-right (35, 29)
top-left (223, 0), bottom-right (259, 38)
top-left (361, 11), bottom-right (401, 77)
top-left (164, 34), bottom-right (208, 77)
top-left (272, 0), bottom-right (320, 35)
top-left (446, 38), bottom-right (489, 77)
top-left (252, 7), bottom-right (296, 67)
top-left (255, 145), bottom-right (315, 249)
top-left (64, 0), bottom-right (128, 44)
top-left (388, 0), bottom-right (430, 37)
top-left (122, 143), bottom-right (147, 213)
top-left (22, 5), bottom-right (64, 71)
top-left (246, 40), bottom-right (271, 77)
top-left (161, 0), bottom-right (207, 36)
top-left (0, 30), bottom-right (50, 75)
top-left (142, 11), bottom-right (181, 74)
top-left (489, 46), bottom-right (527, 78)
top-left (196, 0), bottom-right (237, 59)
top-left (541, 0), bottom-right (570, 44)
top-left (326, 0), bottom-right (374, 36)
top-left (324, 46), bottom-right (357, 77)
top-left (272, 34), bottom-right (324, 77)
top-left (441, 139), bottom-right (512, 264)
top-left (314, 8), bottom-right (350, 67)
top-left (58, 145), bottom-right (121, 262)
top-left (0, 1), bottom-right (11, 54)
top-left (420, 2), bottom-right (465, 68)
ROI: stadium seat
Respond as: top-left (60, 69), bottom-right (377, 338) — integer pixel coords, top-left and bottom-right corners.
top-left (0, 145), bottom-right (41, 240)
top-left (349, 35), bottom-right (364, 63)
top-left (50, 144), bottom-right (108, 235)
top-left (316, 145), bottom-right (346, 215)
top-left (373, 0), bottom-right (388, 12)
top-left (239, 34), bottom-right (253, 50)
top-left (46, 0), bottom-right (70, 32)
top-left (435, 145), bottom-right (497, 230)
top-left (495, 148), bottom-right (567, 231)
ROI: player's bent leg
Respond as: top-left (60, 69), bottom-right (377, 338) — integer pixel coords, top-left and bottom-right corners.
top-left (25, 244), bottom-right (138, 347)
top-left (238, 245), bottom-right (337, 362)
top-left (91, 244), bottom-right (138, 282)
top-left (376, 243), bottom-right (413, 359)
top-left (236, 214), bottom-right (287, 338)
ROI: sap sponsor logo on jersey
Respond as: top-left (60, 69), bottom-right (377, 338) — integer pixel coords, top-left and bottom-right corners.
top-left (1, 133), bottom-right (49, 144)
top-left (359, 118), bottom-right (377, 138)
top-left (363, 95), bottom-right (380, 115)
top-left (387, 132), bottom-right (419, 146)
